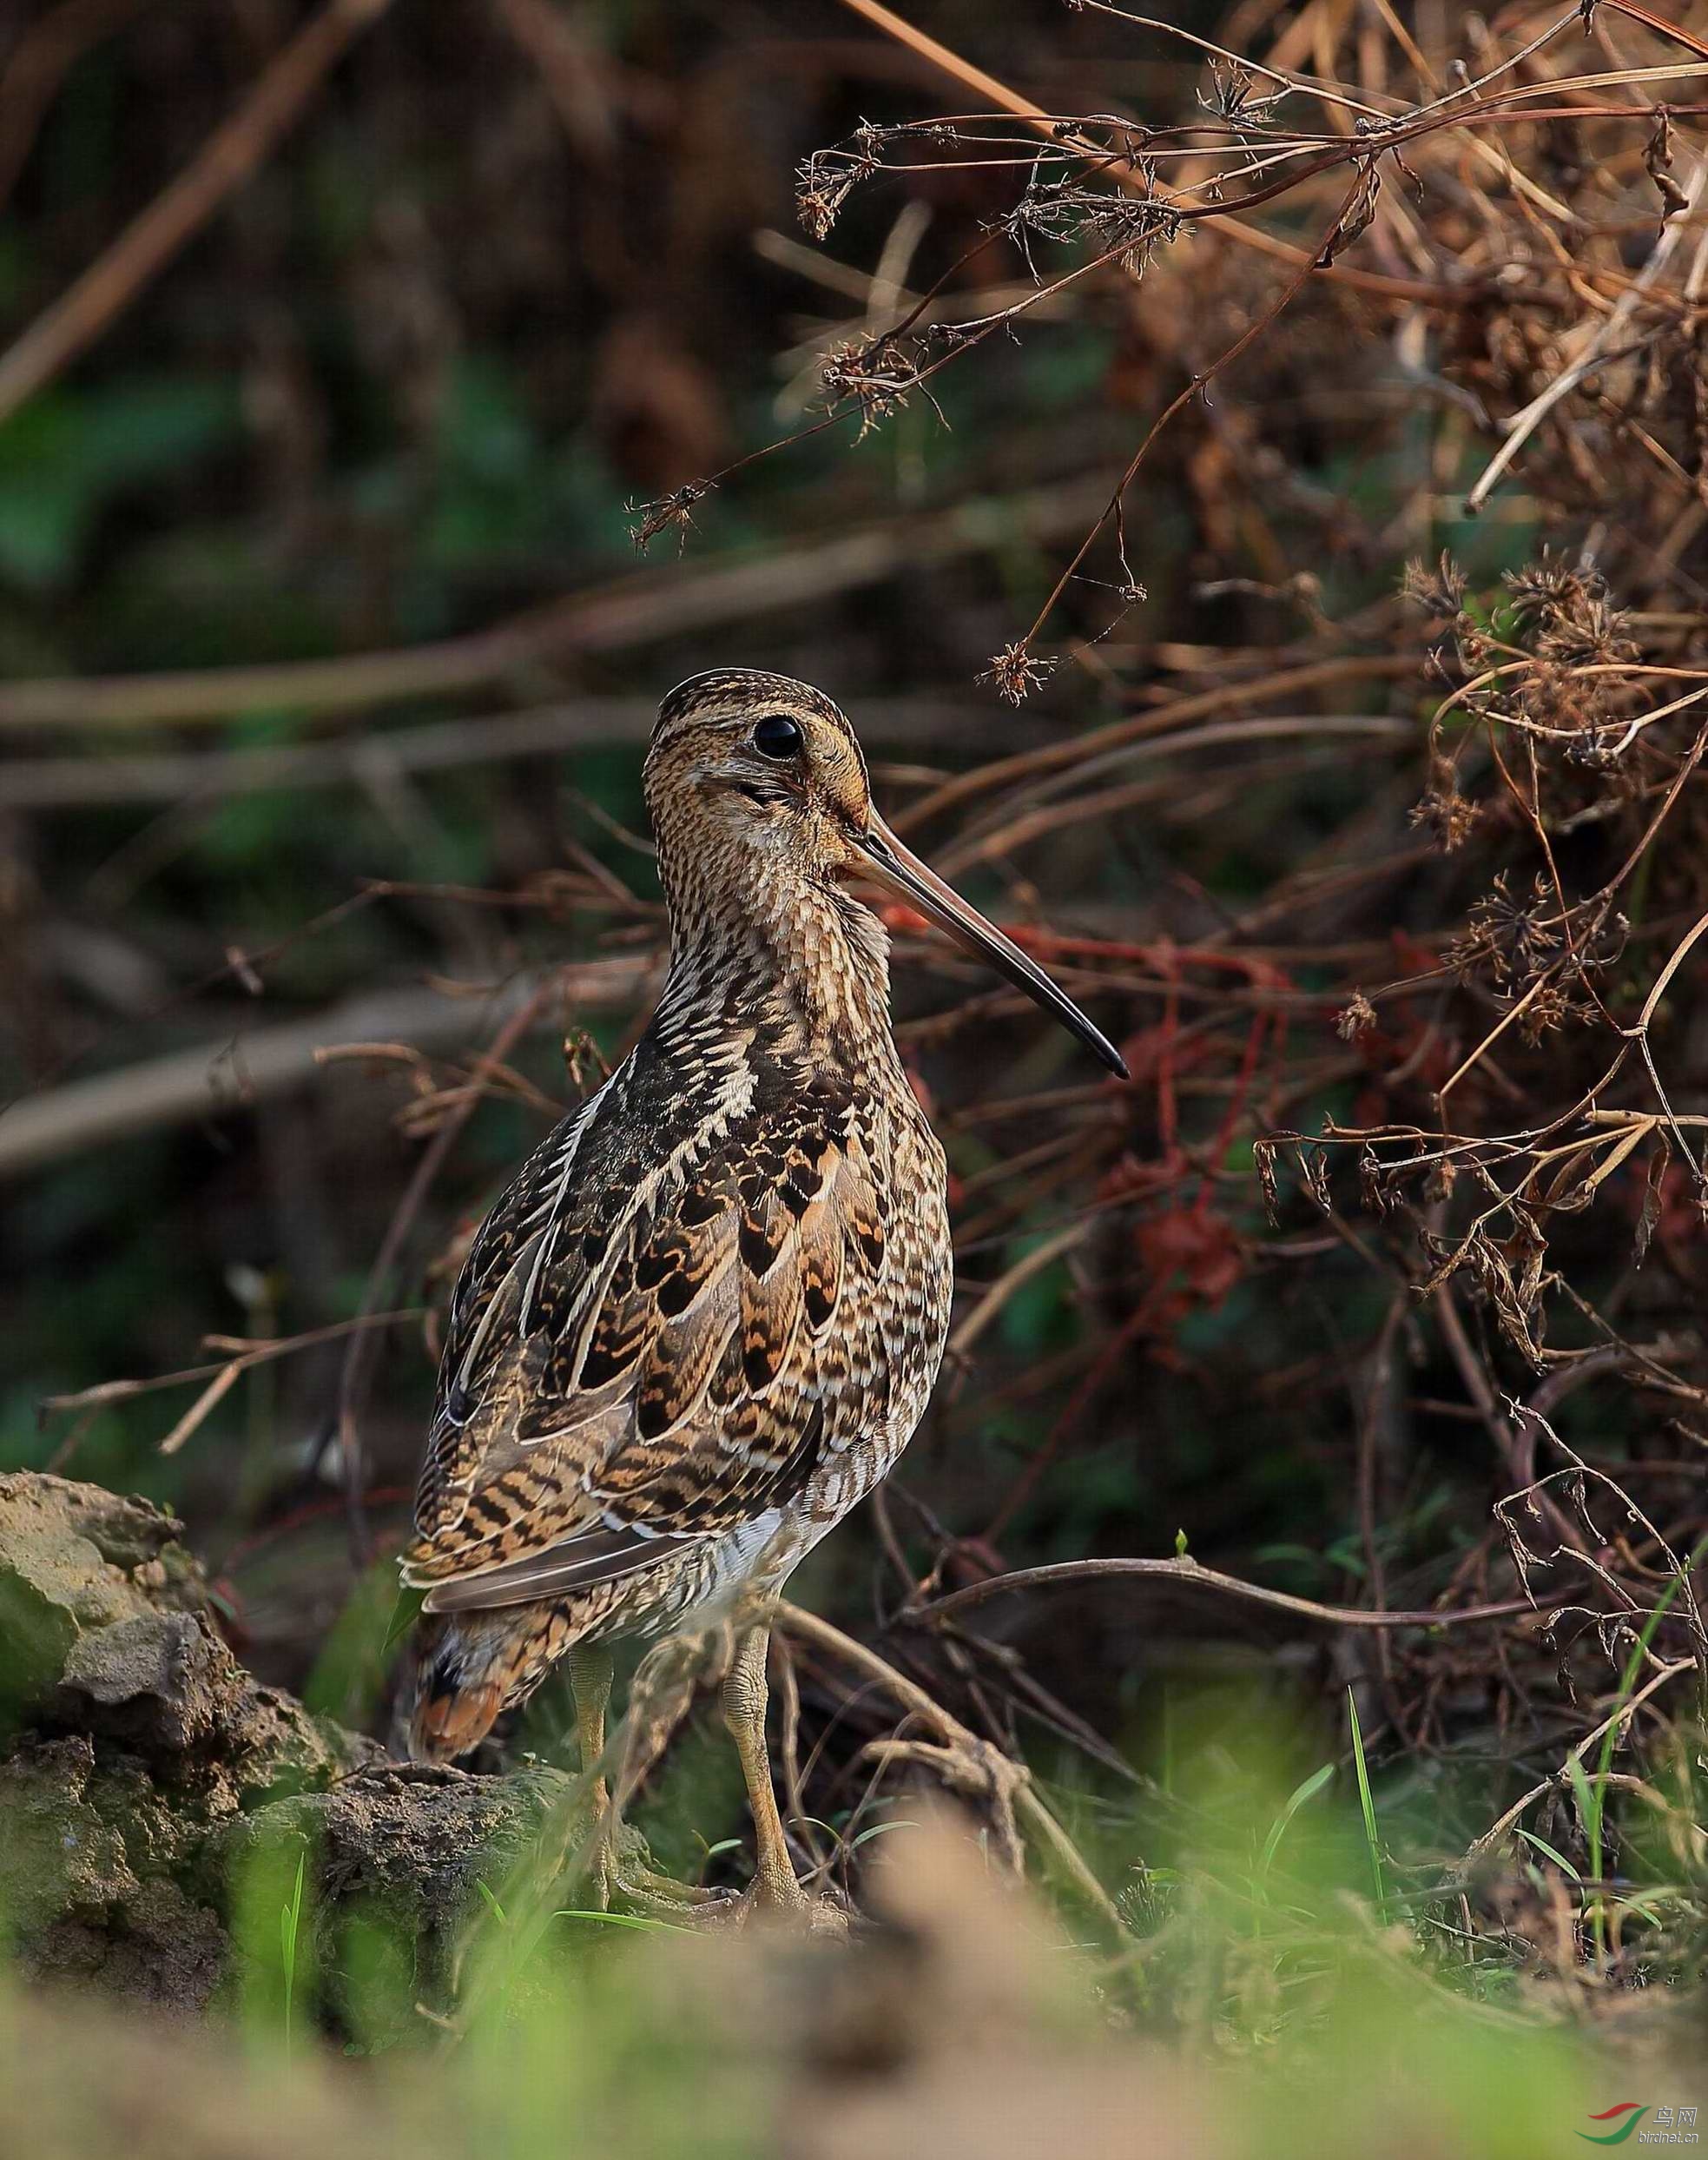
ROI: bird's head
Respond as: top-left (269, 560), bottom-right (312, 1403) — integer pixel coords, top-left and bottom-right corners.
top-left (644, 668), bottom-right (1128, 1077)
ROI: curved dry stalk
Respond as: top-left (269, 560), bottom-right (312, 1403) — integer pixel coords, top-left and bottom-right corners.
top-left (775, 1602), bottom-right (1128, 1932)
top-left (915, 1555), bottom-right (1553, 1633)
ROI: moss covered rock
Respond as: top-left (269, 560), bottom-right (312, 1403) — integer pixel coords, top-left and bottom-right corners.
top-left (0, 1472), bottom-right (567, 2017)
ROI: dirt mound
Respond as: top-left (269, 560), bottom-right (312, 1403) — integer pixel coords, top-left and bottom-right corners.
top-left (0, 1471), bottom-right (564, 2015)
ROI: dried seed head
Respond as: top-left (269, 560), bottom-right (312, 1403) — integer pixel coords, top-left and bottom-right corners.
top-left (979, 642), bottom-right (1056, 705)
top-left (1401, 551), bottom-right (1468, 621)
top-left (627, 481), bottom-right (711, 556)
top-left (821, 339), bottom-right (927, 439)
top-left (795, 149), bottom-right (876, 241)
top-left (1504, 557), bottom-right (1636, 670)
top-left (1515, 981), bottom-right (1588, 1044)
top-left (1411, 772), bottom-right (1481, 852)
top-left (1451, 872), bottom-right (1560, 989)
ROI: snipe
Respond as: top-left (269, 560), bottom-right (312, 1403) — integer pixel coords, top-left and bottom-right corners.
top-left (399, 669), bottom-right (1126, 1918)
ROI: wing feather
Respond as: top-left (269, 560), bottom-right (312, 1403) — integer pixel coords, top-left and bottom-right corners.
top-left (403, 1027), bottom-right (864, 1608)
top-left (420, 1524), bottom-right (662, 1615)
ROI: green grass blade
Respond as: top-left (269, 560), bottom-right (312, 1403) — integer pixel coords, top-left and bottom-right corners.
top-left (1515, 1826), bottom-right (1582, 1884)
top-left (1260, 1762), bottom-right (1335, 1877)
top-left (1581, 1535), bottom-right (1706, 1965)
top-left (279, 1850), bottom-right (306, 2065)
top-left (551, 1910), bottom-right (699, 1936)
top-left (1346, 1688), bottom-right (1386, 1920)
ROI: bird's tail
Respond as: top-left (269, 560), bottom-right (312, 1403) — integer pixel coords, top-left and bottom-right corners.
top-left (396, 1599), bottom-right (588, 1763)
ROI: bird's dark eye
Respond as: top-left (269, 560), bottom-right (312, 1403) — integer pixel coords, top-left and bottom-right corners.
top-left (752, 713), bottom-right (804, 761)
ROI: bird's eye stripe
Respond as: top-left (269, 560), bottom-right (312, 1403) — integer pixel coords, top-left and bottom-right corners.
top-left (753, 714), bottom-right (805, 760)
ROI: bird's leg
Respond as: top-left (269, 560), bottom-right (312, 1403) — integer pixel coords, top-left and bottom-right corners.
top-left (570, 1641), bottom-right (710, 1915)
top-left (569, 1642), bottom-right (617, 1904)
top-left (720, 1622), bottom-right (820, 1921)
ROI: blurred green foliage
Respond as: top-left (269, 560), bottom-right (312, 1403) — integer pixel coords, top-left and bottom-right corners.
top-left (4, 1679), bottom-right (1682, 2159)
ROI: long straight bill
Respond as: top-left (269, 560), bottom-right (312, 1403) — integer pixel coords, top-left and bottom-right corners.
top-left (857, 816), bottom-right (1130, 1078)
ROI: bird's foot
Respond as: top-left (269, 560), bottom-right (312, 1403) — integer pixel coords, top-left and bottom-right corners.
top-left (699, 1863), bottom-right (849, 1937)
top-left (588, 1820), bottom-right (717, 1919)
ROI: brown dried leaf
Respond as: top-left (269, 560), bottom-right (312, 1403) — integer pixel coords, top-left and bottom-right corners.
top-left (1316, 164), bottom-right (1381, 267)
top-left (1635, 1131), bottom-right (1672, 1266)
